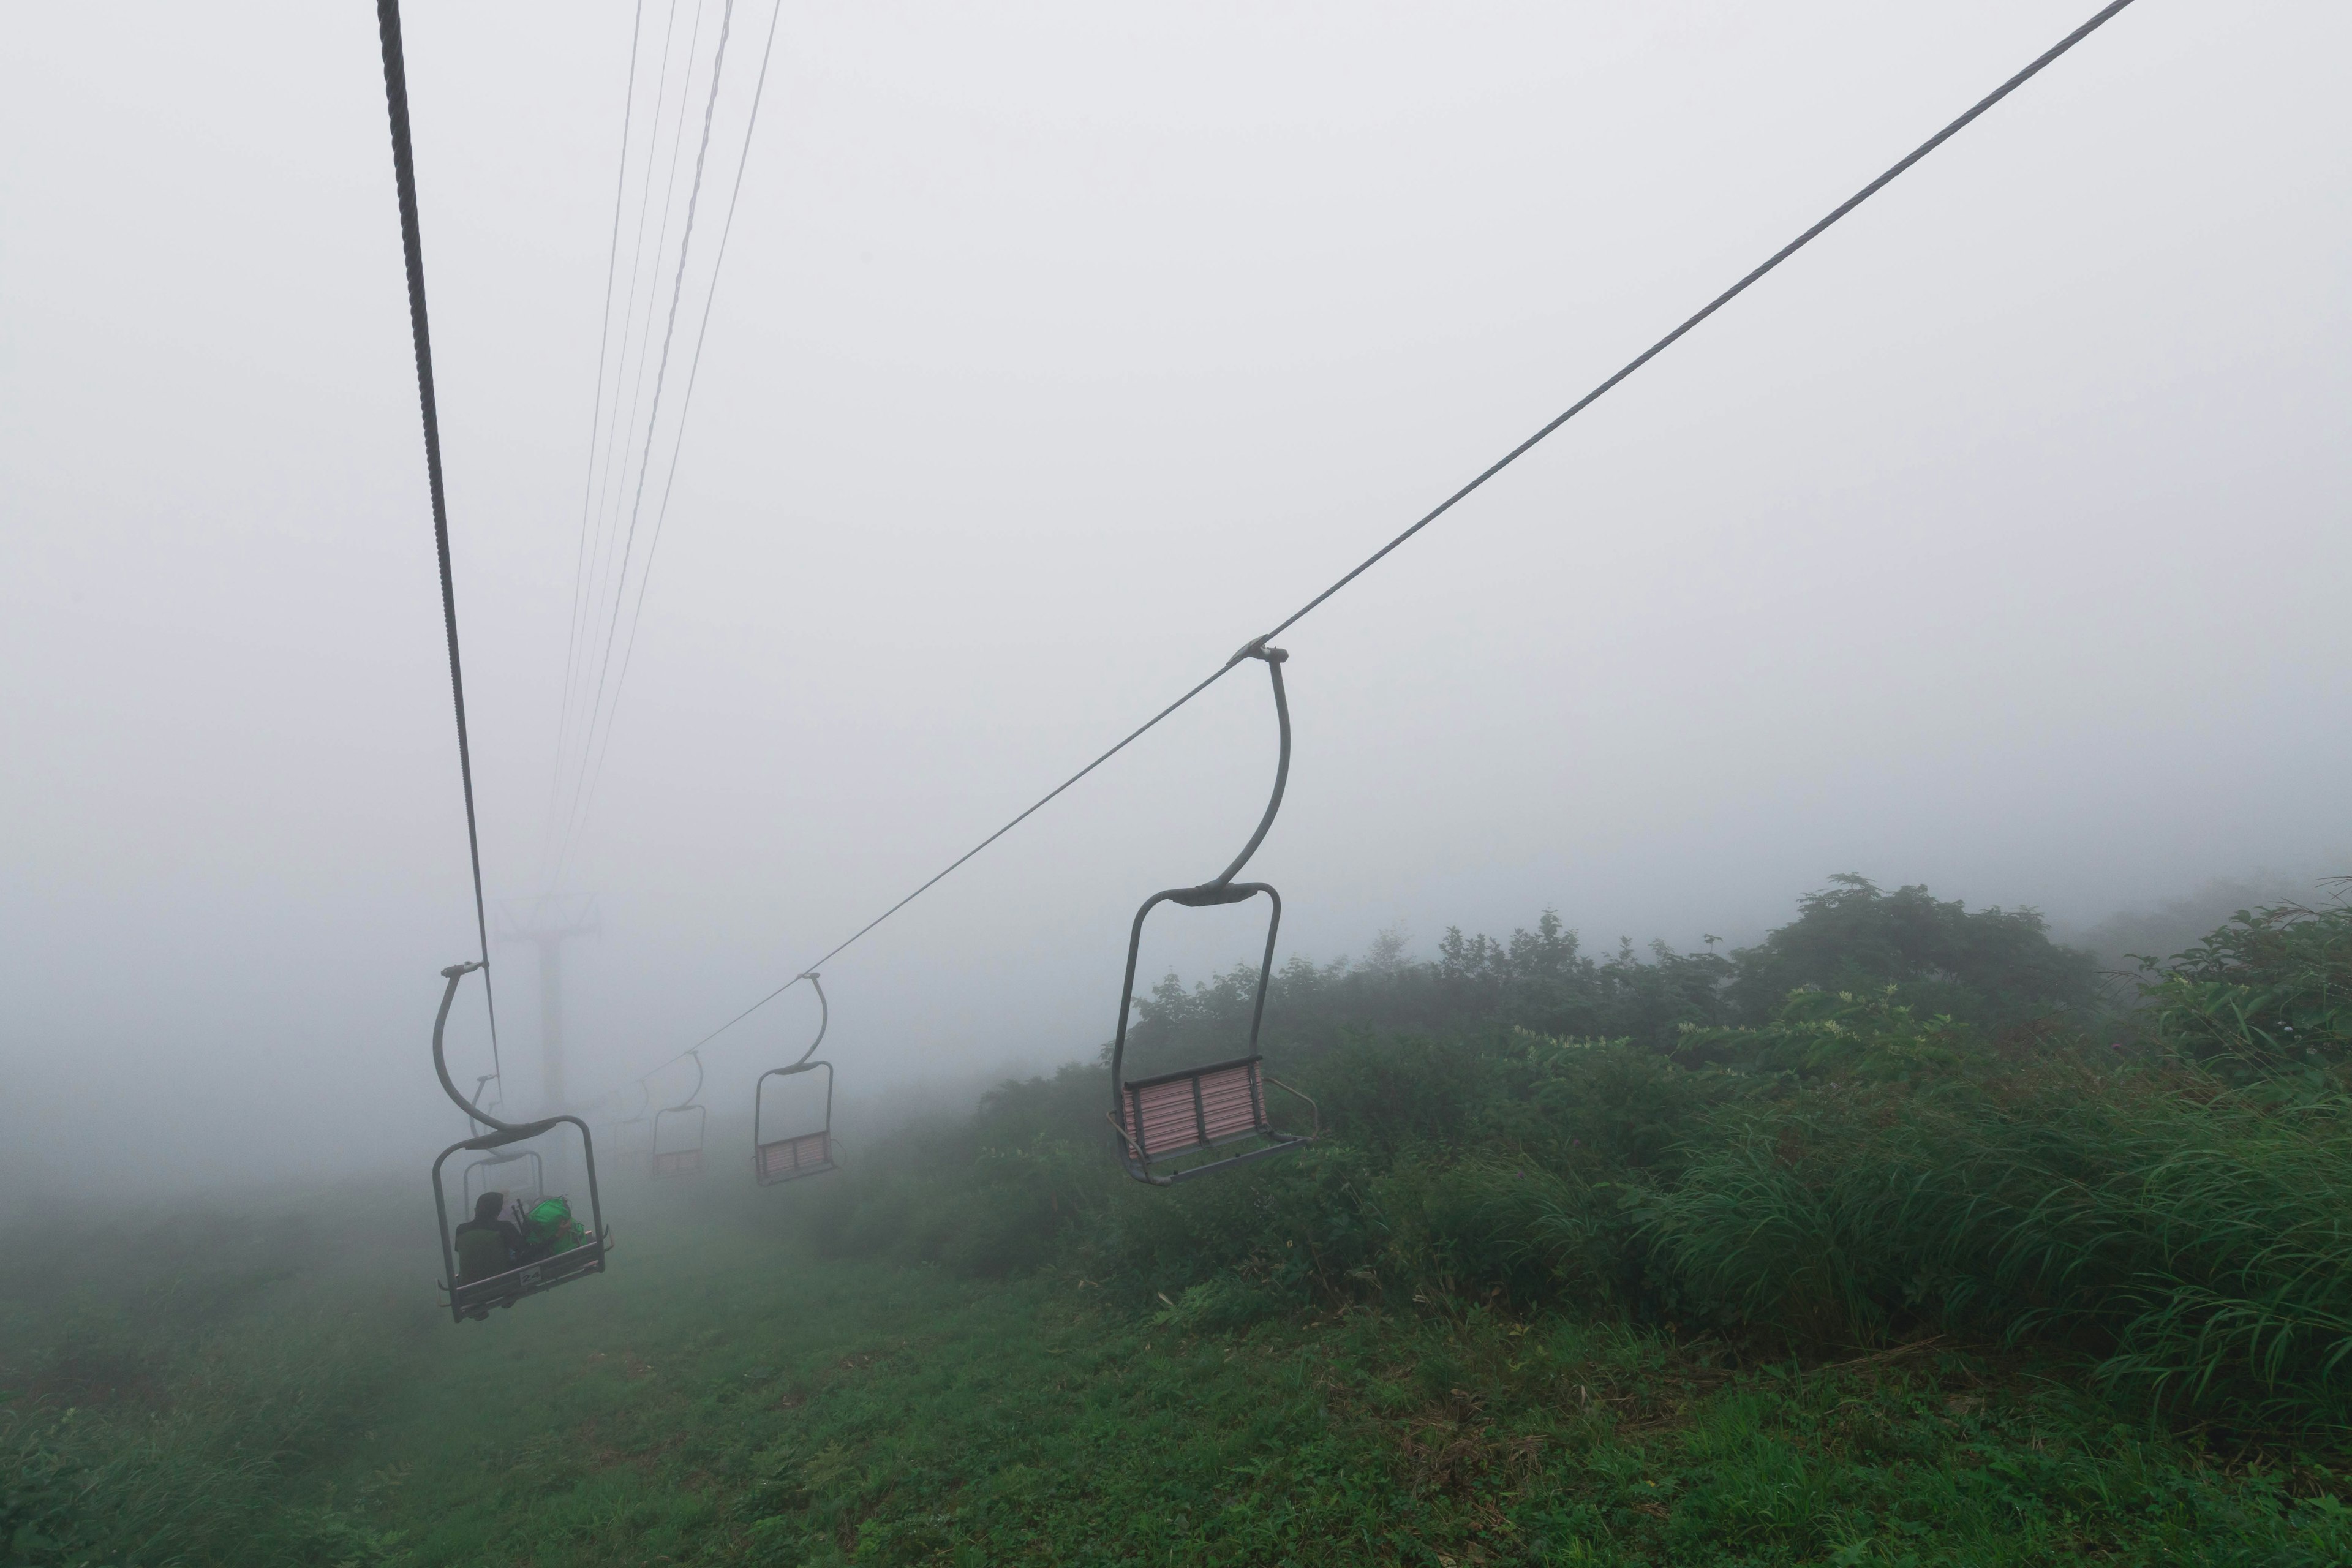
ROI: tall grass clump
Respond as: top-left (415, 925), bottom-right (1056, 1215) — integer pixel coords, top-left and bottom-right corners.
top-left (1, 1219), bottom-right (420, 1567)
top-left (1644, 1028), bottom-right (2352, 1426)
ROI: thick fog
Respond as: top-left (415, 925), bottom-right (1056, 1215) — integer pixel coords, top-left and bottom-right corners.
top-left (3, 1), bottom-right (2346, 1202)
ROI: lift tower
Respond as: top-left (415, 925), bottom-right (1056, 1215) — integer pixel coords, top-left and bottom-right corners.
top-left (499, 895), bottom-right (598, 1110)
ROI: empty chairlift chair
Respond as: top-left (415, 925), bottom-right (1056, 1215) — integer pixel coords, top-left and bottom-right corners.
top-left (1108, 641), bottom-right (1317, 1184)
top-left (459, 1072), bottom-right (545, 1215)
top-left (427, 962), bottom-right (611, 1323)
top-left (462, 1079), bottom-right (546, 1211)
top-left (753, 973), bottom-right (843, 1185)
top-left (650, 1052), bottom-right (708, 1178)
top-left (608, 1079), bottom-right (653, 1161)
top-left (463, 1147), bottom-right (543, 1217)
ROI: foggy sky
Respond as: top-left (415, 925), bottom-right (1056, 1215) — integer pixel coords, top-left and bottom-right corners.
top-left (4, 1), bottom-right (2347, 1199)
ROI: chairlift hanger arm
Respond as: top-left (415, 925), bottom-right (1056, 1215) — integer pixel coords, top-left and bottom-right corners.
top-left (790, 973), bottom-right (828, 1069)
top-left (434, 963), bottom-right (533, 1136)
top-left (665, 1049), bottom-right (706, 1113)
top-left (1199, 645), bottom-right (1287, 894)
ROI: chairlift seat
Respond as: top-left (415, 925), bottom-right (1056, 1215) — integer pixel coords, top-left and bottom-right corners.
top-left (755, 1129), bottom-right (839, 1185)
top-left (442, 1230), bottom-right (612, 1321)
top-left (1114, 1054), bottom-right (1314, 1183)
top-left (652, 1146), bottom-right (704, 1178)
top-left (754, 1008), bottom-right (839, 1188)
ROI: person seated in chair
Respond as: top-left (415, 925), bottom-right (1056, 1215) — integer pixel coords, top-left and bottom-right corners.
top-left (452, 1191), bottom-right (528, 1284)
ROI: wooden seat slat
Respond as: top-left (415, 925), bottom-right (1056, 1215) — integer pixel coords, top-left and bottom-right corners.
top-left (1126, 1060), bottom-right (1272, 1159)
top-left (756, 1132), bottom-right (834, 1180)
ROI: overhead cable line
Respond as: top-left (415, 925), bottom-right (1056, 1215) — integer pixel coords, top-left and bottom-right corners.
top-left (548, 0), bottom-right (649, 880)
top-left (552, 0), bottom-right (763, 894)
top-left (553, 0), bottom-right (730, 886)
top-left (622, 0), bottom-right (2143, 1087)
top-left (375, 0), bottom-right (502, 1074)
top-left (555, 0), bottom-right (692, 881)
top-left (576, 0), bottom-right (788, 846)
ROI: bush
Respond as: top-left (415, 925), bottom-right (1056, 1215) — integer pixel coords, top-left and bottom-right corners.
top-left (2141, 895), bottom-right (2352, 1085)
top-left (777, 885), bottom-right (2352, 1433)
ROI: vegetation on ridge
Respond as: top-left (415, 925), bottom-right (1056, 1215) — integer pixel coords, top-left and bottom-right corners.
top-left (9, 878), bottom-right (2352, 1565)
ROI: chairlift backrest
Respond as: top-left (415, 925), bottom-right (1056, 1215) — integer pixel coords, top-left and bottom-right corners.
top-left (1107, 645), bottom-right (1317, 1185)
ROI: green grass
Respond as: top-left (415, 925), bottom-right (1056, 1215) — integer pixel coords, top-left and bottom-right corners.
top-left (10, 1175), bottom-right (2352, 1567)
top-left (15, 893), bottom-right (2352, 1563)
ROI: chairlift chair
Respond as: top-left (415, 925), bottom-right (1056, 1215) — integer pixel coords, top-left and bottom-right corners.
top-left (1107, 641), bottom-right (1317, 1184)
top-left (456, 1072), bottom-right (545, 1215)
top-left (753, 974), bottom-right (843, 1185)
top-left (650, 1051), bottom-right (707, 1178)
top-left (608, 1079), bottom-right (654, 1161)
top-left (428, 962), bottom-right (611, 1323)
top-left (462, 1147), bottom-right (543, 1216)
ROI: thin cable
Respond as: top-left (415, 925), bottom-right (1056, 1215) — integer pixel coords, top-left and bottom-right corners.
top-left (1262, 0), bottom-right (2142, 646)
top-left (562, 0), bottom-right (690, 868)
top-left (548, 0), bottom-right (650, 882)
top-left (553, 0), bottom-right (735, 891)
top-left (637, 0), bottom-right (2143, 1071)
top-left (375, 0), bottom-right (500, 1074)
top-left (572, 0), bottom-right (787, 848)
top-left (667, 662), bottom-right (1239, 1066)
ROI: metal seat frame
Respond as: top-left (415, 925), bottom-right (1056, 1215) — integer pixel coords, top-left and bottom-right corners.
top-left (651, 1051), bottom-right (707, 1178)
top-left (1108, 641), bottom-right (1317, 1185)
top-left (754, 973), bottom-right (843, 1185)
top-left (428, 962), bottom-right (610, 1324)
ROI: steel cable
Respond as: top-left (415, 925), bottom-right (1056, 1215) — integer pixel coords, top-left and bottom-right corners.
top-left (621, 0), bottom-right (2143, 1085)
top-left (375, 0), bottom-right (501, 1074)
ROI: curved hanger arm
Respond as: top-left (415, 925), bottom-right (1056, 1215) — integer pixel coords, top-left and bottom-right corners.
top-left (1201, 644), bottom-right (1290, 892)
top-left (434, 962), bottom-right (529, 1136)
top-left (665, 1050), bottom-right (705, 1114)
top-left (789, 973), bottom-right (829, 1069)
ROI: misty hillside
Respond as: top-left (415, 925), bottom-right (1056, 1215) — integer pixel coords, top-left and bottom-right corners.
top-left (9, 0), bottom-right (2350, 1564)
top-left (12, 878), bottom-right (2352, 1565)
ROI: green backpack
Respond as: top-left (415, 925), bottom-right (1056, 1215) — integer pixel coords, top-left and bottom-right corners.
top-left (524, 1197), bottom-right (588, 1256)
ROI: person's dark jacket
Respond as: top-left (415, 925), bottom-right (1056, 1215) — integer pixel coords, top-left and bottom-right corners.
top-left (453, 1218), bottom-right (527, 1282)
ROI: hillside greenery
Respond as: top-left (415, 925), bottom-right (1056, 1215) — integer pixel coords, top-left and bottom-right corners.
top-left (10, 880), bottom-right (2352, 1566)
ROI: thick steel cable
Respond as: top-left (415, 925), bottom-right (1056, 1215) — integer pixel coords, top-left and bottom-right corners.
top-left (375, 0), bottom-right (501, 1074)
top-left (573, 0), bottom-right (788, 853)
top-left (551, 0), bottom-right (736, 893)
top-left (627, 0), bottom-right (2143, 1080)
top-left (547, 0), bottom-right (650, 883)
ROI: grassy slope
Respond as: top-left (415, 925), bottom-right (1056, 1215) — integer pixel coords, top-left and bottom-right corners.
top-left (16, 1177), bottom-right (2348, 1567)
top-left (355, 1197), bottom-right (2352, 1567)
